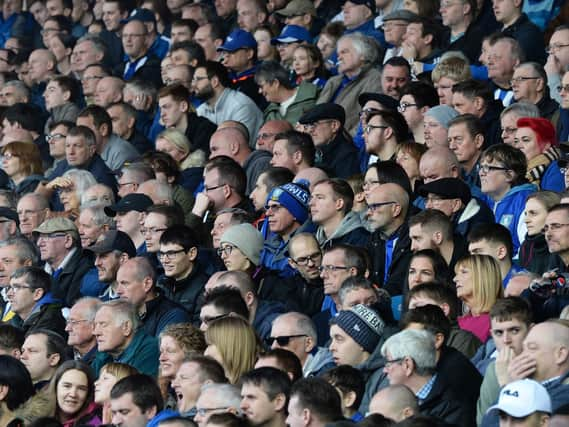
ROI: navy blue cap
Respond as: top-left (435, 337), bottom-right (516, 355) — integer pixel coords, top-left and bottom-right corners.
top-left (89, 230), bottom-right (137, 257)
top-left (121, 8), bottom-right (156, 24)
top-left (217, 29), bottom-right (257, 52)
top-left (104, 194), bottom-right (153, 217)
top-left (271, 25), bottom-right (312, 45)
top-left (345, 0), bottom-right (376, 14)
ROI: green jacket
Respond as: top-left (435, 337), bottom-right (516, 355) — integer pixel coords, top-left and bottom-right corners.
top-left (263, 81), bottom-right (319, 125)
top-left (92, 329), bottom-right (159, 377)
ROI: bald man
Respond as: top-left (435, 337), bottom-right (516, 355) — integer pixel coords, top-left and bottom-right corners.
top-left (94, 77), bottom-right (124, 108)
top-left (28, 49), bottom-right (57, 85)
top-left (294, 167), bottom-right (328, 191)
top-left (369, 385), bottom-right (418, 422)
top-left (209, 126), bottom-right (271, 195)
top-left (256, 120), bottom-right (293, 152)
top-left (366, 183), bottom-right (411, 296)
top-left (481, 320), bottom-right (569, 426)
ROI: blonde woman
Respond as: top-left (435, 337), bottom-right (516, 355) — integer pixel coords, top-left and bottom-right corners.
top-left (204, 316), bottom-right (260, 384)
top-left (454, 254), bottom-right (503, 342)
top-left (94, 363), bottom-right (138, 424)
top-left (155, 128), bottom-right (206, 171)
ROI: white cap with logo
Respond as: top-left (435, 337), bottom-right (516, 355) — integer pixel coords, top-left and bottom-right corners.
top-left (487, 379), bottom-right (552, 417)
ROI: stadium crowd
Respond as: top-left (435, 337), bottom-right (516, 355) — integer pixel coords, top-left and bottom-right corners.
top-left (0, 0), bottom-right (568, 425)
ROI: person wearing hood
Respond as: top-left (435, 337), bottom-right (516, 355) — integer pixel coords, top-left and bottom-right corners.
top-left (329, 304), bottom-right (387, 414)
top-left (311, 178), bottom-right (369, 250)
top-left (8, 266), bottom-right (66, 338)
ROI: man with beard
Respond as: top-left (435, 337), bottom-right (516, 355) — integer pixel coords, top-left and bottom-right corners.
top-left (194, 61), bottom-right (263, 145)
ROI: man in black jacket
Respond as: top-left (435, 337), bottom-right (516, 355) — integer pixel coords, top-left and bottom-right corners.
top-left (8, 266), bottom-right (66, 337)
top-left (366, 182), bottom-right (411, 296)
top-left (297, 103), bottom-right (360, 179)
top-left (381, 328), bottom-right (476, 427)
top-left (116, 257), bottom-right (190, 337)
top-left (34, 217), bottom-right (93, 307)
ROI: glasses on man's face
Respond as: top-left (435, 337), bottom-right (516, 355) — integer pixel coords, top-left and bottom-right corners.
top-left (66, 319), bottom-right (90, 327)
top-left (6, 283), bottom-right (32, 292)
top-left (398, 102), bottom-right (418, 113)
top-left (479, 164), bottom-right (509, 174)
top-left (509, 76), bottom-right (539, 86)
top-left (367, 201), bottom-right (396, 212)
top-left (557, 85), bottom-right (569, 94)
top-left (265, 334), bottom-right (308, 347)
top-left (318, 265), bottom-right (350, 274)
top-left (384, 357), bottom-right (405, 368)
top-left (543, 223), bottom-right (569, 233)
top-left (291, 252), bottom-right (322, 266)
top-left (363, 124), bottom-right (388, 135)
top-left (216, 245), bottom-right (235, 258)
top-left (46, 133), bottom-right (66, 142)
top-left (205, 183), bottom-right (226, 192)
top-left (546, 43), bottom-right (569, 54)
top-left (359, 107), bottom-right (382, 122)
top-left (157, 249), bottom-right (186, 260)
top-left (257, 132), bottom-right (276, 140)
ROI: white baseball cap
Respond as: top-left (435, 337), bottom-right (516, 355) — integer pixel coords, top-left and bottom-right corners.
top-left (487, 379), bottom-right (552, 417)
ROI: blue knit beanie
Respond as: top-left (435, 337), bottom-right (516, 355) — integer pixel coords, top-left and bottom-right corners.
top-left (266, 182), bottom-right (310, 224)
top-left (332, 304), bottom-right (385, 353)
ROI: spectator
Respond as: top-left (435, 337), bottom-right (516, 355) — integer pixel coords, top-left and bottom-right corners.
top-left (256, 60), bottom-right (318, 126)
top-left (317, 33), bottom-right (382, 135)
top-left (269, 312), bottom-right (334, 377)
top-left (515, 117), bottom-right (564, 191)
top-left (171, 356), bottom-right (227, 418)
top-left (92, 299), bottom-right (160, 377)
top-left (431, 54), bottom-right (471, 106)
top-left (110, 374), bottom-right (164, 427)
top-left (381, 329), bottom-right (475, 426)
top-left (21, 329), bottom-right (67, 390)
top-left (0, 142), bottom-right (43, 197)
top-left (94, 362), bottom-right (139, 424)
top-left (270, 130), bottom-right (315, 175)
top-left (0, 323), bottom-right (24, 357)
top-left (94, 76), bottom-right (124, 108)
top-left (254, 348), bottom-right (303, 382)
top-left (105, 193), bottom-right (153, 255)
top-left (311, 178), bottom-right (369, 248)
top-left (519, 191), bottom-right (561, 275)
top-left (204, 316), bottom-right (259, 383)
top-left (369, 384), bottom-right (418, 422)
top-left (254, 25), bottom-right (279, 62)
top-left (398, 82), bottom-right (439, 145)
top-left (487, 36), bottom-right (523, 107)
top-left (115, 257), bottom-right (191, 337)
top-left (237, 0), bottom-right (267, 33)
top-left (322, 365), bottom-right (365, 421)
top-left (363, 109), bottom-right (409, 167)
top-left (453, 254), bottom-right (504, 342)
top-left (240, 367), bottom-right (290, 427)
top-left (8, 266), bottom-right (66, 337)
top-left (381, 56), bottom-right (411, 100)
top-left (0, 355), bottom-right (41, 424)
top-left (545, 25), bottom-right (569, 104)
top-left (544, 203), bottom-right (569, 273)
top-left (499, 102), bottom-right (540, 146)
top-left (407, 250), bottom-right (453, 290)
top-left (512, 62), bottom-right (559, 121)
top-left (255, 120), bottom-right (293, 153)
top-left (65, 297), bottom-right (100, 365)
top-left (77, 204), bottom-right (113, 249)
top-left (478, 144), bottom-right (536, 255)
top-left (271, 25), bottom-right (311, 70)
top-left (194, 383), bottom-right (242, 427)
top-left (34, 217), bottom-right (93, 307)
top-left (447, 114), bottom-right (485, 188)
top-left (381, 11), bottom-right (415, 62)
top-left (292, 45), bottom-right (328, 89)
top-left (423, 105), bottom-right (458, 148)
top-left (106, 101), bottom-right (154, 154)
top-left (286, 377), bottom-right (343, 427)
top-left (366, 183), bottom-right (411, 295)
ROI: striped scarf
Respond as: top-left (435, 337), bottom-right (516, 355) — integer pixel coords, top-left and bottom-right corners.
top-left (526, 146), bottom-right (562, 188)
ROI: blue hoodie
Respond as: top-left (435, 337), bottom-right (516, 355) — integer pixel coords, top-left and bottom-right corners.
top-left (481, 183), bottom-right (537, 255)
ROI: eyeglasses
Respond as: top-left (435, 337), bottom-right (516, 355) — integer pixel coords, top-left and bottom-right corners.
top-left (157, 249), bottom-right (186, 260)
top-left (509, 76), bottom-right (539, 86)
top-left (141, 227), bottom-right (167, 235)
top-left (6, 284), bottom-right (32, 292)
top-left (2, 152), bottom-right (17, 160)
top-left (501, 127), bottom-right (517, 135)
top-left (46, 133), bottom-right (66, 142)
top-left (367, 201), bottom-right (397, 211)
top-left (359, 107), bottom-right (382, 120)
top-left (265, 204), bottom-right (283, 213)
top-left (291, 252), bottom-right (322, 266)
top-left (266, 334), bottom-right (308, 346)
top-left (318, 265), bottom-right (350, 273)
top-left (557, 85), bottom-right (569, 93)
top-left (479, 164), bottom-right (510, 174)
top-left (216, 245), bottom-right (235, 257)
top-left (205, 183), bottom-right (226, 192)
top-left (543, 223), bottom-right (569, 232)
top-left (384, 357), bottom-right (405, 368)
top-left (66, 319), bottom-right (90, 327)
top-left (398, 102), bottom-right (418, 113)
top-left (257, 132), bottom-right (276, 140)
top-left (38, 233), bottom-right (68, 240)
top-left (195, 407), bottom-right (229, 417)
top-left (546, 43), bottom-right (569, 54)
top-left (363, 124), bottom-right (388, 134)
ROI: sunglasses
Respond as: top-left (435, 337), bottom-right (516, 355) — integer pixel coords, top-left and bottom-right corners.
top-left (265, 334), bottom-right (307, 346)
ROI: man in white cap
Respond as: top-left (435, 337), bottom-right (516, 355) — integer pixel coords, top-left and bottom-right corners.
top-left (486, 379), bottom-right (551, 427)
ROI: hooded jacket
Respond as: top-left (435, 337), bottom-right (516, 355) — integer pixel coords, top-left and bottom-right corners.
top-left (304, 346), bottom-right (335, 377)
top-left (263, 81), bottom-right (319, 126)
top-left (357, 339), bottom-right (388, 414)
top-left (482, 183), bottom-right (537, 255)
top-left (316, 211), bottom-right (370, 250)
